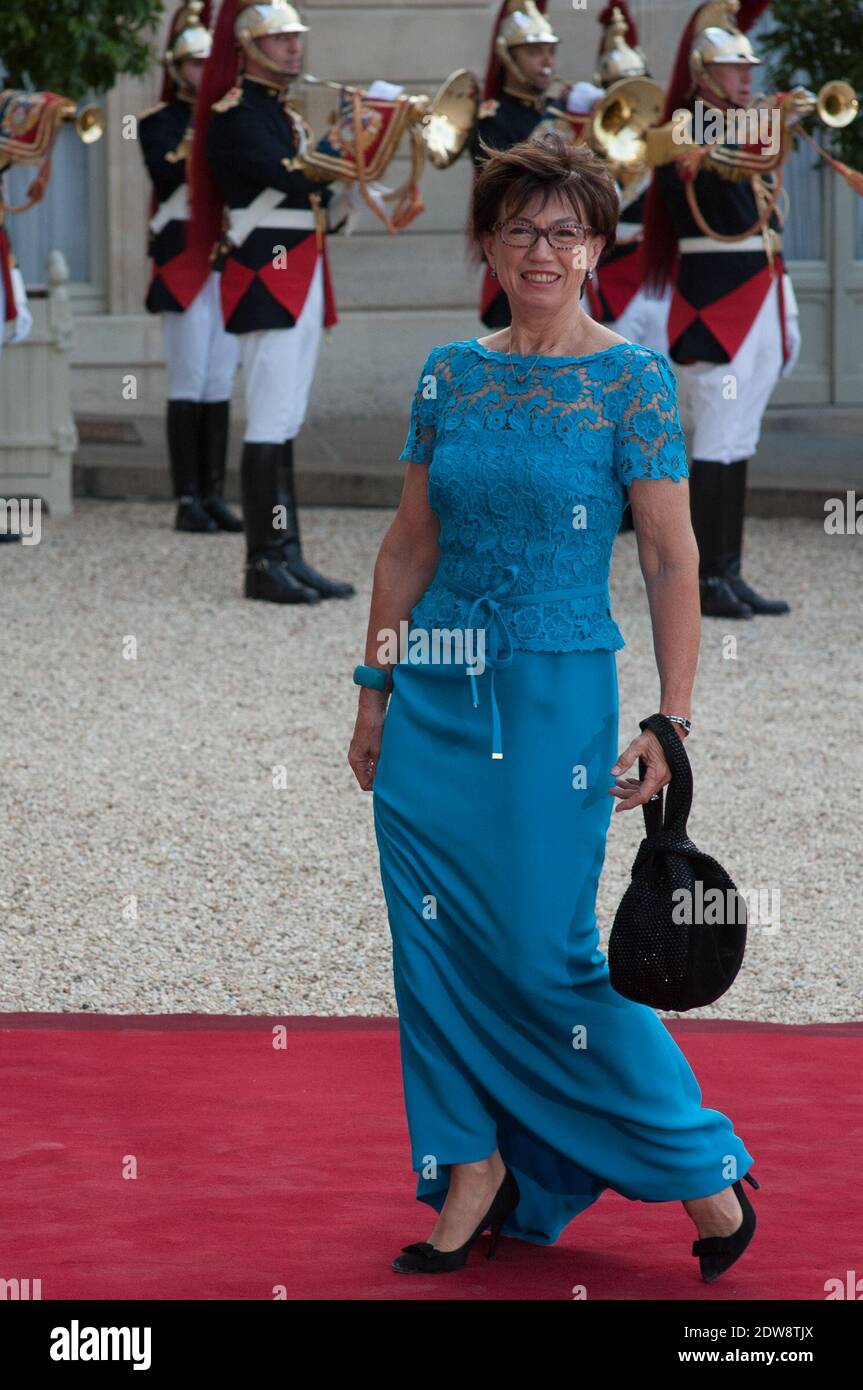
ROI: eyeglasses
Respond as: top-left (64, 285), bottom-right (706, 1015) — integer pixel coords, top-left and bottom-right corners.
top-left (495, 217), bottom-right (594, 249)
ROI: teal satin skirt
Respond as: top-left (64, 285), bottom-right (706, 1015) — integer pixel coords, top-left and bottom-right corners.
top-left (372, 649), bottom-right (754, 1245)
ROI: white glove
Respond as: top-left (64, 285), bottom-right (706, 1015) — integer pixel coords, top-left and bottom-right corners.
top-left (327, 179), bottom-right (390, 235)
top-left (5, 267), bottom-right (33, 344)
top-left (566, 81), bottom-right (605, 115)
top-left (780, 273), bottom-right (802, 378)
top-left (365, 80), bottom-right (404, 102)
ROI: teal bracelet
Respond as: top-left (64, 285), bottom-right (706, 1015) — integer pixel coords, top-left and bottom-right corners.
top-left (353, 663), bottom-right (391, 692)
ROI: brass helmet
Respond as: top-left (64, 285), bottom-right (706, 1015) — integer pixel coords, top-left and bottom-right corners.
top-left (495, 2), bottom-right (560, 89)
top-left (690, 2), bottom-right (761, 99)
top-left (596, 7), bottom-right (648, 87)
top-left (235, 1), bottom-right (308, 78)
top-left (165, 2), bottom-right (213, 97)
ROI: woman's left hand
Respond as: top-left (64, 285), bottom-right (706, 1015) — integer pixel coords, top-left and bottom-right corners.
top-left (608, 726), bottom-right (685, 814)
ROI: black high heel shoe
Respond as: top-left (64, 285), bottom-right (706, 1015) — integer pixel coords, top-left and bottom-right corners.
top-left (392, 1166), bottom-right (521, 1274)
top-left (691, 1170), bottom-right (761, 1284)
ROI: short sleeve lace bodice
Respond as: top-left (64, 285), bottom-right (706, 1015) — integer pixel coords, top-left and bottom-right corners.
top-left (398, 337), bottom-right (688, 652)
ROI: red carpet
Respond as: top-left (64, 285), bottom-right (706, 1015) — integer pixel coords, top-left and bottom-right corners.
top-left (0, 1015), bottom-right (859, 1301)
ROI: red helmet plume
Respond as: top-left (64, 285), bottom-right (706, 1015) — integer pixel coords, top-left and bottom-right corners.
top-left (188, 0), bottom-right (243, 259)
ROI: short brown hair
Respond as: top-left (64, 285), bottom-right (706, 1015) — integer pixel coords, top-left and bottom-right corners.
top-left (471, 131), bottom-right (619, 252)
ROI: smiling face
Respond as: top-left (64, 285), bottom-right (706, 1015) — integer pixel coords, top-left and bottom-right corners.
top-left (480, 188), bottom-right (606, 314)
top-left (511, 41), bottom-right (557, 94)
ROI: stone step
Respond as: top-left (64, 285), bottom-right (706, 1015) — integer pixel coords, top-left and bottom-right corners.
top-left (762, 408), bottom-right (863, 436)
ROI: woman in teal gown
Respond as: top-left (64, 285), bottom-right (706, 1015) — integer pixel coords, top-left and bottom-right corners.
top-left (348, 134), bottom-right (757, 1279)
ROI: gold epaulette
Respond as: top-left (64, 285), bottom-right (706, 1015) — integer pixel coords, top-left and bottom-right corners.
top-left (212, 85), bottom-right (243, 115)
top-left (138, 101), bottom-right (168, 121)
top-left (478, 99), bottom-right (500, 120)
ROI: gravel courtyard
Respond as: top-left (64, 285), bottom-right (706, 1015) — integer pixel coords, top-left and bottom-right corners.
top-left (2, 499), bottom-right (859, 1022)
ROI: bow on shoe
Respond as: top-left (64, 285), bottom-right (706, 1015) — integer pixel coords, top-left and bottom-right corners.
top-left (400, 1241), bottom-right (438, 1256)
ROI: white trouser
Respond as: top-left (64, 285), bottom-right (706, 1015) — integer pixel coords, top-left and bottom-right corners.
top-left (240, 257), bottom-right (324, 443)
top-left (610, 284), bottom-right (672, 358)
top-left (674, 273), bottom-right (801, 464)
top-left (161, 271), bottom-right (240, 402)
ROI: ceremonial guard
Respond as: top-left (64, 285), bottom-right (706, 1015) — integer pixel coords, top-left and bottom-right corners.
top-left (0, 107), bottom-right (35, 364)
top-left (2, 87), bottom-right (102, 360)
top-left (139, 3), bottom-right (242, 535)
top-left (468, 1), bottom-right (603, 327)
top-left (0, 164), bottom-right (30, 544)
top-left (588, 5), bottom-right (671, 355)
top-left (0, 189), bottom-right (32, 366)
top-left (643, 0), bottom-right (803, 617)
top-left (2, 84), bottom-right (77, 542)
top-left (191, 0), bottom-right (354, 602)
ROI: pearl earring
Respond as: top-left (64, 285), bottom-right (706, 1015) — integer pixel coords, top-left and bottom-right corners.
top-left (490, 264), bottom-right (497, 278)
top-left (586, 269), bottom-right (594, 280)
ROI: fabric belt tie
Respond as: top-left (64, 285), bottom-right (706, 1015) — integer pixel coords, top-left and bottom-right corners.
top-left (440, 564), bottom-right (611, 760)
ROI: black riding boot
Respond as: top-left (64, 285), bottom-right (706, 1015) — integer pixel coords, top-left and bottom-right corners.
top-left (689, 457), bottom-right (753, 618)
top-left (198, 401), bottom-right (243, 531)
top-left (166, 399), bottom-right (218, 533)
top-left (721, 458), bottom-right (790, 615)
top-left (240, 441), bottom-right (320, 603)
top-left (276, 439), bottom-right (356, 599)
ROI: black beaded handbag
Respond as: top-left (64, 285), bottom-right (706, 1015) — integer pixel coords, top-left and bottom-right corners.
top-left (607, 713), bottom-right (748, 1011)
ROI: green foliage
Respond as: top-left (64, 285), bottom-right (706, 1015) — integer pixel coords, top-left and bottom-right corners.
top-left (0, 0), bottom-right (165, 98)
top-left (759, 0), bottom-right (863, 167)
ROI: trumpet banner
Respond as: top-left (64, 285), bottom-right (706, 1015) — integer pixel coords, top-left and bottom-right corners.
top-left (0, 89), bottom-right (70, 165)
top-left (301, 90), bottom-right (416, 182)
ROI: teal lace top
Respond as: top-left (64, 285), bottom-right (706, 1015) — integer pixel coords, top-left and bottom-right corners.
top-left (398, 337), bottom-right (688, 652)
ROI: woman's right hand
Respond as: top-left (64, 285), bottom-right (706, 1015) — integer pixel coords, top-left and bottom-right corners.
top-left (348, 689), bottom-right (388, 790)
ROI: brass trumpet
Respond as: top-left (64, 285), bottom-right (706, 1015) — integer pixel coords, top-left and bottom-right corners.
top-left (303, 69), bottom-right (480, 170)
top-left (643, 78), bottom-right (861, 172)
top-left (421, 69), bottom-right (482, 170)
top-left (815, 80), bottom-right (859, 129)
top-left (784, 80), bottom-right (859, 128)
top-left (786, 80), bottom-right (863, 198)
top-left (66, 102), bottom-right (104, 144)
top-left (0, 90), bottom-right (104, 166)
top-left (293, 69), bottom-right (480, 231)
top-left (0, 91), bottom-right (103, 215)
top-left (588, 76), bottom-right (666, 180)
